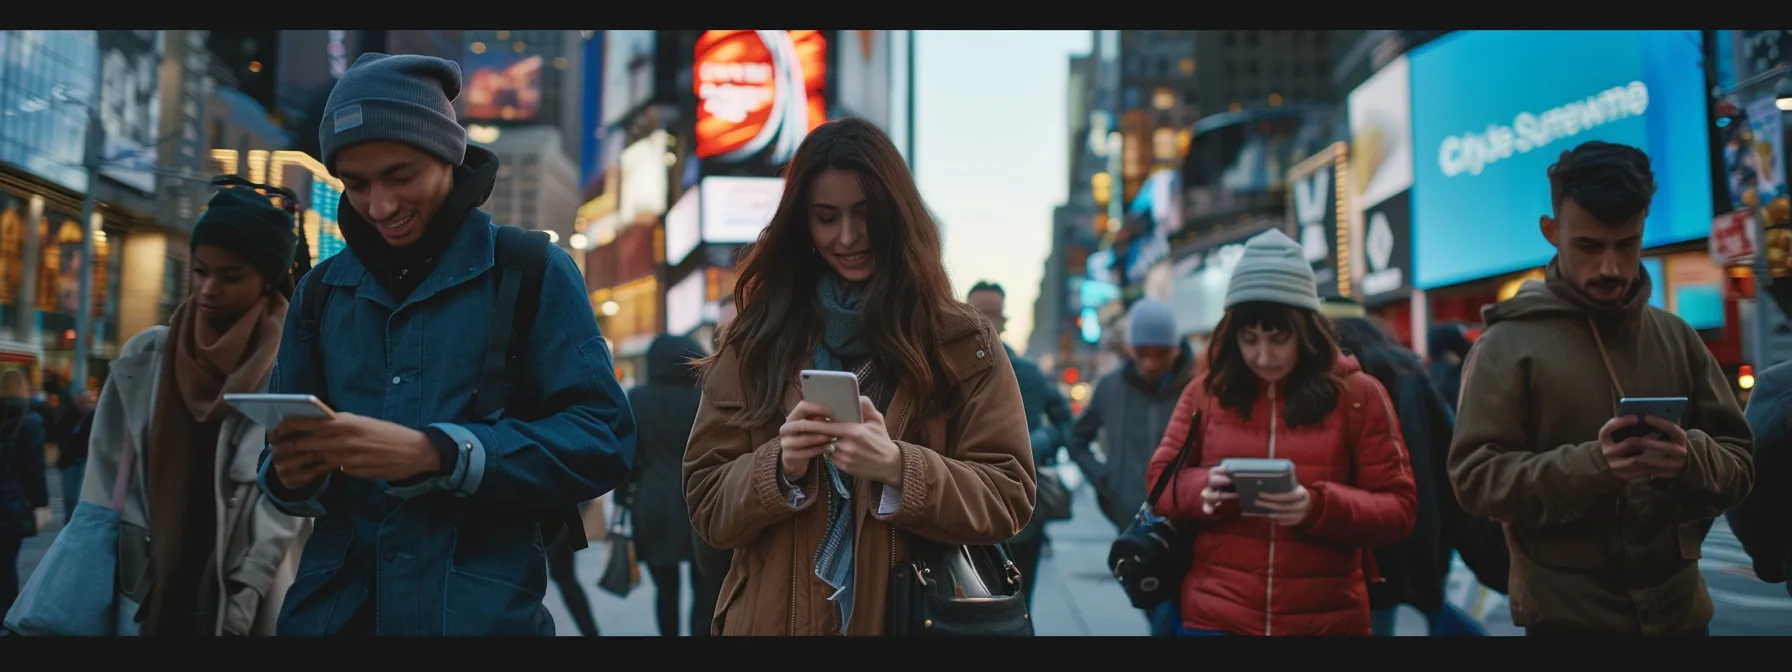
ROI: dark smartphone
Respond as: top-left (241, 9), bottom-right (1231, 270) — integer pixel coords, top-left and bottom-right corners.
top-left (1219, 458), bottom-right (1297, 516)
top-left (1611, 397), bottom-right (1688, 459)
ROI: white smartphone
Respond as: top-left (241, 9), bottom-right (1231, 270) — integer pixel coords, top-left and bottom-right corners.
top-left (222, 393), bottom-right (335, 429)
top-left (799, 370), bottom-right (862, 423)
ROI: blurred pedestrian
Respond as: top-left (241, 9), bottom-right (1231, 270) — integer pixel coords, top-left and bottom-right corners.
top-left (545, 531), bottom-right (600, 637)
top-left (258, 53), bottom-right (637, 636)
top-left (1327, 310), bottom-right (1487, 636)
top-left (1426, 322), bottom-right (1473, 411)
top-left (689, 297), bottom-right (737, 637)
top-left (1145, 229), bottom-right (1418, 636)
top-left (967, 280), bottom-right (1073, 605)
top-left (683, 118), bottom-right (1034, 636)
top-left (1064, 297), bottom-right (1195, 635)
top-left (1450, 141), bottom-right (1753, 636)
top-left (1730, 351), bottom-right (1792, 598)
top-left (14, 187), bottom-right (309, 635)
top-left (623, 334), bottom-right (706, 636)
top-left (0, 369), bottom-right (49, 616)
top-left (54, 388), bottom-right (96, 525)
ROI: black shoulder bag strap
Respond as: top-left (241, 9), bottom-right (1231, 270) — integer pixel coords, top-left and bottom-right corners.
top-left (1139, 406), bottom-right (1205, 523)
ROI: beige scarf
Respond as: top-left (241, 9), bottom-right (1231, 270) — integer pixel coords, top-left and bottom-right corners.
top-left (139, 292), bottom-right (285, 635)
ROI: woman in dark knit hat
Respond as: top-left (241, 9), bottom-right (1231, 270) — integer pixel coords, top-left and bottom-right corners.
top-left (14, 186), bottom-right (308, 636)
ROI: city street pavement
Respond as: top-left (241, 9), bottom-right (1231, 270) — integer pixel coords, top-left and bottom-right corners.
top-left (17, 463), bottom-right (1791, 636)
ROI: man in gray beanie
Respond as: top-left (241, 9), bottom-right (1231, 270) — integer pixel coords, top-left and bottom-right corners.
top-left (1063, 297), bottom-right (1196, 637)
top-left (258, 52), bottom-right (636, 637)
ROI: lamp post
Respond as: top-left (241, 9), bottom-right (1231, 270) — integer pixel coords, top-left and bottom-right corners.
top-left (68, 38), bottom-right (193, 395)
top-left (72, 41), bottom-right (103, 396)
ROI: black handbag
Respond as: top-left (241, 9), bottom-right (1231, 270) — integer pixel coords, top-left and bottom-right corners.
top-left (596, 486), bottom-right (640, 598)
top-left (1107, 409), bottom-right (1203, 611)
top-left (887, 537), bottom-right (1034, 637)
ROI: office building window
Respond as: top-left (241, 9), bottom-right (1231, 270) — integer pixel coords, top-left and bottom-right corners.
top-left (1290, 31), bottom-right (1304, 46)
top-left (1292, 62), bottom-right (1306, 77)
top-left (1247, 61), bottom-right (1259, 76)
top-left (1314, 32), bottom-right (1329, 48)
top-left (1224, 31), bottom-right (1237, 47)
top-left (1225, 61), bottom-right (1237, 78)
top-left (1245, 32), bottom-right (1259, 48)
top-left (207, 120), bottom-right (225, 153)
top-left (1315, 60), bottom-right (1330, 77)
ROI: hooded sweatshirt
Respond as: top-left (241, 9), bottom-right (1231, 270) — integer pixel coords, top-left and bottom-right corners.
top-left (1448, 260), bottom-right (1754, 636)
top-left (336, 145), bottom-right (500, 304)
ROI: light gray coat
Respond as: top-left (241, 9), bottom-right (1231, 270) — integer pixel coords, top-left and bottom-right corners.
top-left (79, 325), bottom-right (307, 636)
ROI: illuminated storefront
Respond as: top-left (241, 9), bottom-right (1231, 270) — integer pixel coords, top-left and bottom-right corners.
top-left (591, 275), bottom-right (660, 387)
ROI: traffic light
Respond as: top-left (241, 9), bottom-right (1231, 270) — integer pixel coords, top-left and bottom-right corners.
top-left (1063, 367), bottom-right (1079, 385)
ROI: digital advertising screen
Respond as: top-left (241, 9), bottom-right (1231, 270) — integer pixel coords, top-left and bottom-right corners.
top-left (1408, 30), bottom-right (1714, 289)
top-left (693, 30), bottom-right (828, 177)
top-left (464, 50), bottom-right (544, 122)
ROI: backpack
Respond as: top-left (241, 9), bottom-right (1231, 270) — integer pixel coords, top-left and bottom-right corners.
top-left (297, 224), bottom-right (587, 552)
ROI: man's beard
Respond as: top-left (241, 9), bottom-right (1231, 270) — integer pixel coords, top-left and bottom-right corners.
top-left (1582, 277), bottom-right (1629, 303)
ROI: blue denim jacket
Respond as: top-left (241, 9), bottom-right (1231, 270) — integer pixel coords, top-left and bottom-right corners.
top-left (256, 211), bottom-right (636, 635)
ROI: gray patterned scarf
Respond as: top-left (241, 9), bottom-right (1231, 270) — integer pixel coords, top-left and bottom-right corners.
top-left (812, 271), bottom-right (869, 634)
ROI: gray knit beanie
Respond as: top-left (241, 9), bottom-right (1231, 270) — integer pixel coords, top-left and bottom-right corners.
top-left (1225, 229), bottom-right (1321, 312)
top-left (1127, 298), bottom-right (1178, 348)
top-left (319, 53), bottom-right (467, 173)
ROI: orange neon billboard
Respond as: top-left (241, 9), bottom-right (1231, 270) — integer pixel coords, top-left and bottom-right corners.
top-left (693, 30), bottom-right (827, 169)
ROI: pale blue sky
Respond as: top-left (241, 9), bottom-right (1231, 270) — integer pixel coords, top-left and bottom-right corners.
top-left (914, 30), bottom-right (1093, 353)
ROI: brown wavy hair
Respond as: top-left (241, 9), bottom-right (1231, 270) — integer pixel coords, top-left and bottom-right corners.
top-left (1203, 301), bottom-right (1344, 428)
top-left (697, 117), bottom-right (970, 428)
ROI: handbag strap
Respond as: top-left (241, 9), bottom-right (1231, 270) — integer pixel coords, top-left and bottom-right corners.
top-left (109, 430), bottom-right (134, 513)
top-left (1144, 397), bottom-right (1207, 511)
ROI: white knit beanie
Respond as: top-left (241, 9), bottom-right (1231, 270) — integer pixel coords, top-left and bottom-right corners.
top-left (1224, 229), bottom-right (1321, 312)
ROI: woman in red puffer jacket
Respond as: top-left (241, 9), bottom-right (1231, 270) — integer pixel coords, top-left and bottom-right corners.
top-left (1145, 229), bottom-right (1417, 636)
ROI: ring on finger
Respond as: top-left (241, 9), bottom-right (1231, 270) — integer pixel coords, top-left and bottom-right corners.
top-left (825, 438), bottom-right (839, 455)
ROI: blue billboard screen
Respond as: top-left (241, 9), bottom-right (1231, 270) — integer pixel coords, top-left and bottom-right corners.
top-left (1409, 30), bottom-right (1714, 289)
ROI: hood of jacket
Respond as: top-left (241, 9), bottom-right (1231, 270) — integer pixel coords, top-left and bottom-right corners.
top-left (1483, 257), bottom-right (1654, 328)
top-left (646, 334), bottom-right (706, 387)
top-left (336, 144), bottom-right (500, 275)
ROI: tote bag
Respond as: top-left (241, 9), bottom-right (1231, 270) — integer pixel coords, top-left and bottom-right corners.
top-left (5, 432), bottom-right (141, 636)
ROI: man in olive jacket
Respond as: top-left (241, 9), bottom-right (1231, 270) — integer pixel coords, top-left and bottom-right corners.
top-left (1449, 141), bottom-right (1754, 637)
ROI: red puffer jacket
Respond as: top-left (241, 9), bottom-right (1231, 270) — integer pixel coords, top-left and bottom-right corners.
top-left (1145, 354), bottom-right (1417, 636)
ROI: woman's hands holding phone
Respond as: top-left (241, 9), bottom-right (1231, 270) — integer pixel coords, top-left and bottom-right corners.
top-left (1256, 485), bottom-right (1313, 526)
top-left (778, 397), bottom-right (904, 486)
top-left (778, 400), bottom-right (836, 481)
top-left (1201, 465), bottom-right (1237, 515)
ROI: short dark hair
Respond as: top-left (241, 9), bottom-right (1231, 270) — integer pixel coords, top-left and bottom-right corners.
top-left (1549, 140), bottom-right (1657, 228)
top-left (968, 281), bottom-right (1004, 300)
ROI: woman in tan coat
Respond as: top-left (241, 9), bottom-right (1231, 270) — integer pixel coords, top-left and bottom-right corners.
top-left (683, 118), bottom-right (1036, 636)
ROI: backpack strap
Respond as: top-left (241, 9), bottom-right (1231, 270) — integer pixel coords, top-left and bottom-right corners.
top-left (481, 226), bottom-right (582, 552)
top-left (299, 258), bottom-right (338, 407)
top-left (470, 225), bottom-right (551, 422)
